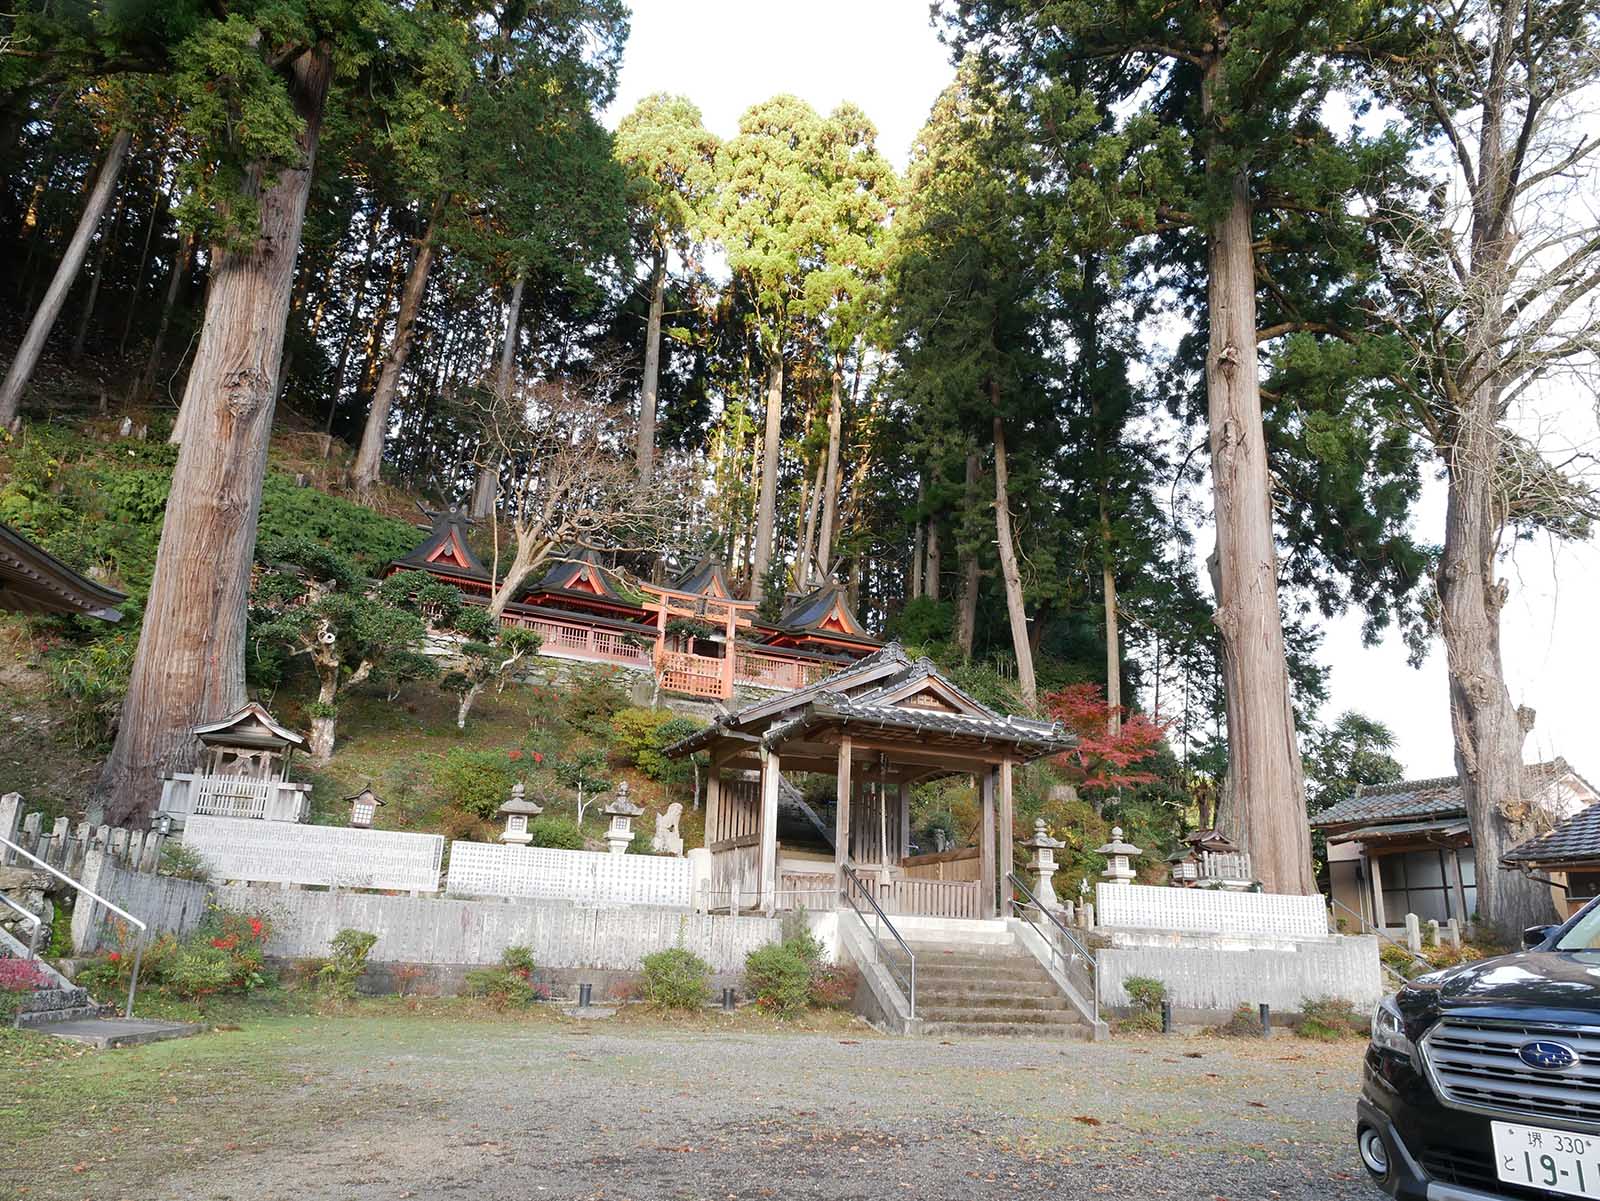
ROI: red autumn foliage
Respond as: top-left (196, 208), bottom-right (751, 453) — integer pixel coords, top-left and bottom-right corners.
top-left (1043, 684), bottom-right (1166, 799)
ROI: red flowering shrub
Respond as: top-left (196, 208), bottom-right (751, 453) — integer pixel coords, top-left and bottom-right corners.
top-left (0, 958), bottom-right (50, 992)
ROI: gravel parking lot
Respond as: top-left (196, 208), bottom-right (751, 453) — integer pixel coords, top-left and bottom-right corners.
top-left (5, 1011), bottom-right (1376, 1201)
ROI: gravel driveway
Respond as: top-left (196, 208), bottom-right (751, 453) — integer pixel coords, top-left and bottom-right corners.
top-left (9, 1013), bottom-right (1377, 1201)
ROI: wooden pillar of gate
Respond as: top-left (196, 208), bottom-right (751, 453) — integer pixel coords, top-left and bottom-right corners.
top-left (979, 767), bottom-right (997, 919)
top-left (758, 747), bottom-right (781, 912)
top-left (835, 737), bottom-right (853, 899)
top-left (998, 758), bottom-right (1015, 914)
top-left (721, 601), bottom-right (737, 699)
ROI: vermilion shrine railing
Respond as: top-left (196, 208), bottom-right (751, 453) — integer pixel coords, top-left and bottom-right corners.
top-left (497, 607), bottom-right (836, 699)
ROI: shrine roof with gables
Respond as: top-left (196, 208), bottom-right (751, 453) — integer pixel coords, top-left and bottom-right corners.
top-left (669, 557), bottom-right (735, 600)
top-left (527, 549), bottom-right (628, 601)
top-left (665, 642), bottom-right (1071, 762)
top-left (764, 582), bottom-right (880, 646)
top-left (393, 508), bottom-right (490, 579)
top-left (0, 520), bottom-right (125, 621)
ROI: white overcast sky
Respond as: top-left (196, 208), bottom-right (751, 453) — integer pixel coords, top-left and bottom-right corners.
top-left (604, 0), bottom-right (1600, 783)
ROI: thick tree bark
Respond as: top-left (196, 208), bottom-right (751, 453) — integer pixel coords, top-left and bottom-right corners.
top-left (96, 46), bottom-right (333, 827)
top-left (352, 195), bottom-right (444, 492)
top-left (956, 451), bottom-right (980, 661)
top-left (750, 348), bottom-right (783, 601)
top-left (470, 269), bottom-right (525, 519)
top-left (1441, 424), bottom-right (1553, 935)
top-left (1437, 15), bottom-right (1558, 935)
top-left (817, 367), bottom-right (844, 577)
top-left (637, 245), bottom-right (665, 483)
top-left (0, 128), bottom-right (131, 427)
top-left (925, 513), bottom-right (941, 601)
top-left (1203, 161), bottom-right (1314, 896)
top-left (990, 407), bottom-right (1037, 706)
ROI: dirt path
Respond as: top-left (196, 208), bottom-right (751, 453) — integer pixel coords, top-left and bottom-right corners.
top-left (4, 1015), bottom-right (1373, 1201)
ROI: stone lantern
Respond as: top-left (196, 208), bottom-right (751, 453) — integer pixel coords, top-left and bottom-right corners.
top-left (1095, 826), bottom-right (1142, 886)
top-left (497, 783), bottom-right (543, 845)
top-left (603, 781), bottom-right (645, 855)
top-left (1021, 818), bottom-right (1066, 909)
top-left (345, 787), bottom-right (384, 829)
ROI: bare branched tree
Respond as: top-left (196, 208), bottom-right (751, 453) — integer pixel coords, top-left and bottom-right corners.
top-left (471, 357), bottom-right (697, 619)
top-left (1363, 0), bottom-right (1600, 934)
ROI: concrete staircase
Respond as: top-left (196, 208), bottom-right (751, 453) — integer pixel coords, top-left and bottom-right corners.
top-left (906, 925), bottom-right (1093, 1039)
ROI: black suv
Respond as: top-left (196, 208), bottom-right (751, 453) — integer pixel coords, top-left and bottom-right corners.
top-left (1360, 901), bottom-right (1600, 1199)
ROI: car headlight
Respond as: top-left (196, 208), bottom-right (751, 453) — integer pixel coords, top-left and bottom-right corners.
top-left (1371, 994), bottom-right (1414, 1058)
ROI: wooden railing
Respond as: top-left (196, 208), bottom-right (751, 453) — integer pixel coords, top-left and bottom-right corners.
top-left (659, 649), bottom-right (724, 698)
top-left (498, 610), bottom-right (654, 667)
top-left (497, 608), bottom-right (833, 699)
top-left (773, 868), bottom-right (983, 919)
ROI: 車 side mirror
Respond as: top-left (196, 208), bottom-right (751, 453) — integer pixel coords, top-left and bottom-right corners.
top-left (1523, 924), bottom-right (1557, 949)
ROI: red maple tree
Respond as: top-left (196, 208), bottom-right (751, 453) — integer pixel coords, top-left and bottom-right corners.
top-left (1043, 684), bottom-right (1166, 807)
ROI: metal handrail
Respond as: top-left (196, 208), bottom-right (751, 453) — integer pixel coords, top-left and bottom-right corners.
top-left (0, 833), bottom-right (145, 1017)
top-left (0, 889), bottom-right (44, 958)
top-left (1329, 895), bottom-right (1432, 982)
top-left (841, 862), bottom-right (916, 1019)
top-left (1007, 871), bottom-right (1099, 1025)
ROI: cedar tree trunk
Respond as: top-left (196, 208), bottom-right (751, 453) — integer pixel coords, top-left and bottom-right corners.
top-left (96, 46), bottom-right (333, 826)
top-left (816, 367), bottom-right (843, 576)
top-left (750, 347), bottom-right (783, 600)
top-left (991, 406), bottom-right (1036, 706)
top-left (956, 451), bottom-right (980, 661)
top-left (471, 270), bottom-right (525, 519)
top-left (637, 245), bottom-right (665, 483)
top-left (352, 196), bottom-right (444, 492)
top-left (1203, 158), bottom-right (1314, 895)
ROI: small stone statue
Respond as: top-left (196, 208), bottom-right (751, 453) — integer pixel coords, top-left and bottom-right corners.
top-left (651, 802), bottom-right (684, 856)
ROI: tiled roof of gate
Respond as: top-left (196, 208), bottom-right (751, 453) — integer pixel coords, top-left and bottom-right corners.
top-left (1503, 804), bottom-right (1600, 866)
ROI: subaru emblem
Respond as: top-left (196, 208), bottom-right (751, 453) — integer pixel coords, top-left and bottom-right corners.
top-left (1519, 1040), bottom-right (1580, 1071)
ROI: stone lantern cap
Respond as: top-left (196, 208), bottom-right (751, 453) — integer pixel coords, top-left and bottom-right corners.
top-left (1022, 818), bottom-right (1064, 850)
top-left (1094, 826), bottom-right (1142, 856)
top-left (497, 782), bottom-right (544, 817)
top-left (603, 781), bottom-right (644, 818)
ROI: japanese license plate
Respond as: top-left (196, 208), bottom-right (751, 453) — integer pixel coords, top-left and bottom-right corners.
top-left (1493, 1121), bottom-right (1600, 1197)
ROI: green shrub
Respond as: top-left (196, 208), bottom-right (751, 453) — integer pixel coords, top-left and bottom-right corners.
top-left (464, 945), bottom-right (543, 1009)
top-left (164, 946), bottom-right (236, 998)
top-left (1296, 996), bottom-right (1367, 1041)
top-left (435, 748), bottom-right (517, 820)
top-left (158, 841), bottom-right (212, 882)
top-left (1213, 1003), bottom-right (1264, 1037)
top-left (1119, 975), bottom-right (1167, 1033)
top-left (811, 963), bottom-right (859, 1009)
top-left (319, 928), bottom-right (379, 1000)
top-left (610, 709), bottom-right (705, 782)
top-left (640, 947), bottom-right (712, 1011)
top-left (527, 816), bottom-right (584, 849)
top-left (561, 671), bottom-right (630, 738)
top-left (743, 942), bottom-right (815, 1017)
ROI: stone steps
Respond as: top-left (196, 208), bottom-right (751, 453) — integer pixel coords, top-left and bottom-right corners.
top-left (922, 1019), bottom-right (1095, 1040)
top-left (15, 1002), bottom-right (113, 1028)
top-left (916, 989), bottom-right (1071, 1010)
top-left (901, 930), bottom-right (1088, 1039)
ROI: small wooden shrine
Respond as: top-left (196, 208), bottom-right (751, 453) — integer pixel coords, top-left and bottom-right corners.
top-left (667, 644), bottom-right (1072, 916)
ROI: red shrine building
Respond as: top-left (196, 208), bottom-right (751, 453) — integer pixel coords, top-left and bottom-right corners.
top-left (384, 508), bottom-right (882, 700)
